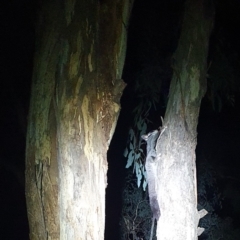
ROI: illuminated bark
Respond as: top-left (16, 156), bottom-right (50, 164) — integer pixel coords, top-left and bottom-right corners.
top-left (156, 0), bottom-right (214, 239)
top-left (25, 0), bottom-right (133, 239)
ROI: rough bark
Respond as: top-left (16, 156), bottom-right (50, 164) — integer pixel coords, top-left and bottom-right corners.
top-left (155, 0), bottom-right (214, 239)
top-left (25, 0), bottom-right (133, 239)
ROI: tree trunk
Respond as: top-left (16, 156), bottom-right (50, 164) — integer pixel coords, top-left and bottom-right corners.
top-left (25, 1), bottom-right (133, 239)
top-left (156, 0), bottom-right (214, 239)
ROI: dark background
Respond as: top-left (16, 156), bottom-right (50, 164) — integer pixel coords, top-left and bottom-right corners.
top-left (1, 0), bottom-right (240, 239)
top-left (1, 0), bottom-right (35, 239)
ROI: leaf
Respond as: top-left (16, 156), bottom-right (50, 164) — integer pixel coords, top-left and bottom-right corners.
top-left (143, 179), bottom-right (147, 191)
top-left (129, 128), bottom-right (134, 141)
top-left (135, 163), bottom-right (142, 188)
top-left (135, 152), bottom-right (141, 160)
top-left (142, 168), bottom-right (147, 179)
top-left (123, 148), bottom-right (128, 157)
top-left (137, 174), bottom-right (142, 188)
top-left (129, 142), bottom-right (134, 150)
top-left (137, 118), bottom-right (144, 131)
top-left (133, 161), bottom-right (136, 173)
top-left (135, 161), bottom-right (139, 175)
top-left (125, 150), bottom-right (134, 168)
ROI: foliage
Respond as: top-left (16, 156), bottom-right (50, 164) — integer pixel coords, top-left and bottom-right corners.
top-left (134, 66), bottom-right (163, 109)
top-left (197, 158), bottom-right (240, 240)
top-left (121, 63), bottom-right (168, 239)
top-left (120, 170), bottom-right (156, 240)
top-left (123, 64), bottom-right (165, 190)
top-left (124, 117), bottom-right (148, 191)
top-left (206, 31), bottom-right (240, 112)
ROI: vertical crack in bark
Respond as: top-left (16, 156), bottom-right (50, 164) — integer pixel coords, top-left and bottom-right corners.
top-left (35, 161), bottom-right (47, 236)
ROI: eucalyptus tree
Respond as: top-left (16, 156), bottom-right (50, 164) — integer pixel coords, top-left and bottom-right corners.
top-left (25, 0), bottom-right (133, 239)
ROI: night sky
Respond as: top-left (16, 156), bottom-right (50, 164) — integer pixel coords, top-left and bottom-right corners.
top-left (1, 0), bottom-right (240, 239)
top-left (1, 0), bottom-right (34, 239)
